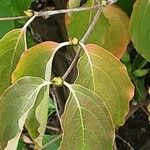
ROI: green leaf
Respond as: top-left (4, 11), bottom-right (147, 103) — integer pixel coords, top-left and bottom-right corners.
top-left (11, 0), bottom-right (33, 15)
top-left (43, 135), bottom-right (61, 150)
top-left (132, 54), bottom-right (148, 70)
top-left (133, 69), bottom-right (149, 77)
top-left (0, 76), bottom-right (49, 150)
top-left (121, 51), bottom-right (130, 63)
top-left (0, 1), bottom-right (15, 38)
top-left (76, 44), bottom-right (134, 126)
top-left (17, 139), bottom-right (26, 150)
top-left (61, 84), bottom-right (115, 150)
top-left (12, 41), bottom-right (59, 147)
top-left (132, 78), bottom-right (146, 103)
top-left (68, 0), bottom-right (81, 8)
top-left (116, 0), bottom-right (136, 16)
top-left (12, 41), bottom-right (59, 82)
top-left (130, 0), bottom-right (150, 62)
top-left (0, 29), bottom-right (25, 95)
top-left (68, 4), bottom-right (130, 58)
top-left (25, 87), bottom-right (49, 147)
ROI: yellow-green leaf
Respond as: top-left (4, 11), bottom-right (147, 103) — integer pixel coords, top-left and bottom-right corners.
top-left (60, 83), bottom-right (115, 150)
top-left (68, 4), bottom-right (130, 59)
top-left (12, 41), bottom-right (59, 82)
top-left (130, 0), bottom-right (150, 62)
top-left (68, 0), bottom-right (81, 8)
top-left (12, 41), bottom-right (59, 147)
top-left (0, 29), bottom-right (25, 95)
top-left (0, 76), bottom-right (49, 150)
top-left (25, 86), bottom-right (49, 147)
top-left (76, 44), bottom-right (134, 126)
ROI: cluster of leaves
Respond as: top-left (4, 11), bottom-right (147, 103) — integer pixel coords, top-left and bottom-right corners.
top-left (0, 0), bottom-right (149, 150)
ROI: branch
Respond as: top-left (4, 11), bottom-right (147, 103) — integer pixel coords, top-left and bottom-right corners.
top-left (0, 16), bottom-right (27, 21)
top-left (80, 7), bottom-right (103, 43)
top-left (116, 135), bottom-right (134, 150)
top-left (62, 0), bottom-right (118, 80)
top-left (0, 4), bottom-right (101, 21)
top-left (62, 5), bottom-right (104, 80)
top-left (36, 4), bottom-right (101, 17)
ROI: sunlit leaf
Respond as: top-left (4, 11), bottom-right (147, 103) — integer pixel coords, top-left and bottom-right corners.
top-left (68, 4), bottom-right (130, 58)
top-left (130, 0), bottom-right (150, 62)
top-left (60, 84), bottom-right (115, 150)
top-left (0, 29), bottom-right (25, 95)
top-left (76, 44), bottom-right (134, 126)
top-left (0, 76), bottom-right (49, 150)
top-left (12, 41), bottom-right (59, 147)
top-left (12, 41), bottom-right (59, 82)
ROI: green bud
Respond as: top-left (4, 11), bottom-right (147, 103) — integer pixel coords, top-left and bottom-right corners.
top-left (24, 9), bottom-right (34, 17)
top-left (69, 37), bottom-right (79, 46)
top-left (52, 77), bottom-right (64, 87)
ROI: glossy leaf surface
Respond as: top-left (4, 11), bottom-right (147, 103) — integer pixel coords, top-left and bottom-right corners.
top-left (130, 0), bottom-right (150, 62)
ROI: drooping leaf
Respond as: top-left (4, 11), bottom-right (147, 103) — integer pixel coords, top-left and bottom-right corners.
top-left (68, 4), bottom-right (130, 58)
top-left (60, 83), bottom-right (115, 150)
top-left (12, 41), bottom-right (59, 147)
top-left (130, 0), bottom-right (150, 62)
top-left (11, 0), bottom-right (33, 15)
top-left (0, 29), bottom-right (25, 95)
top-left (12, 41), bottom-right (59, 82)
top-left (76, 44), bottom-right (134, 126)
top-left (0, 0), bottom-right (15, 38)
top-left (0, 76), bottom-right (50, 150)
top-left (25, 87), bottom-right (49, 147)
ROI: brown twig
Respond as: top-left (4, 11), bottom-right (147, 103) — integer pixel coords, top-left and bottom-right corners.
top-left (116, 135), bottom-right (134, 150)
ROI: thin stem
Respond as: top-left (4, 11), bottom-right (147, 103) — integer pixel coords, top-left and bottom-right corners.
top-left (22, 12), bottom-right (38, 31)
top-left (21, 13), bottom-right (38, 50)
top-left (39, 135), bottom-right (62, 150)
top-left (140, 105), bottom-right (150, 116)
top-left (36, 4), bottom-right (101, 17)
top-left (116, 135), bottom-right (134, 150)
top-left (81, 6), bottom-right (103, 43)
top-left (62, 46), bottom-right (80, 80)
top-left (0, 4), bottom-right (101, 21)
top-left (51, 89), bottom-right (61, 122)
top-left (0, 16), bottom-right (27, 21)
top-left (46, 126), bottom-right (60, 132)
top-left (63, 6), bottom-right (104, 80)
